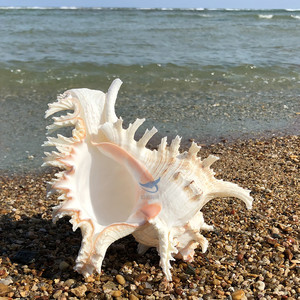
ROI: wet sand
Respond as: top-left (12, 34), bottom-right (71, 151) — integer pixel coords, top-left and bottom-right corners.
top-left (0, 135), bottom-right (299, 299)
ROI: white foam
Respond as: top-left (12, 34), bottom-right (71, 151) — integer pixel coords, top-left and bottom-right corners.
top-left (285, 8), bottom-right (300, 11)
top-left (258, 14), bottom-right (273, 19)
top-left (59, 6), bottom-right (78, 10)
top-left (291, 15), bottom-right (300, 19)
top-left (199, 14), bottom-right (212, 18)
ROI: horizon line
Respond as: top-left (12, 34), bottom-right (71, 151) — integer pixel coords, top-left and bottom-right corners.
top-left (0, 6), bottom-right (300, 10)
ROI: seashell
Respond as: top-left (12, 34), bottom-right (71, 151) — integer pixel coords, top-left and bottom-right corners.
top-left (43, 79), bottom-right (253, 281)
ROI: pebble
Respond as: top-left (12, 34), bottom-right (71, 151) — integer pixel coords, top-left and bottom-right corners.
top-left (136, 274), bottom-right (148, 282)
top-left (175, 287), bottom-right (183, 295)
top-left (231, 290), bottom-right (246, 300)
top-left (139, 288), bottom-right (152, 295)
top-left (0, 277), bottom-right (13, 286)
top-left (59, 261), bottom-right (70, 271)
top-left (12, 250), bottom-right (36, 264)
top-left (111, 290), bottom-right (122, 297)
top-left (225, 245), bottom-right (233, 252)
top-left (0, 284), bottom-right (12, 296)
top-left (70, 284), bottom-right (87, 297)
top-left (237, 253), bottom-right (244, 262)
top-left (284, 249), bottom-right (293, 261)
top-left (272, 227), bottom-right (280, 235)
top-left (255, 280), bottom-right (265, 291)
top-left (129, 294), bottom-right (139, 300)
top-left (64, 279), bottom-right (75, 287)
top-left (115, 274), bottom-right (125, 285)
top-left (213, 278), bottom-right (221, 285)
top-left (53, 290), bottom-right (63, 299)
top-left (103, 281), bottom-right (117, 290)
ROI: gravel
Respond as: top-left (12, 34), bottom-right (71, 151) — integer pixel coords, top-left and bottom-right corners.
top-left (0, 135), bottom-right (299, 299)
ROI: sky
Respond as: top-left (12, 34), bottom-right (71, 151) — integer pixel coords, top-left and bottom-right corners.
top-left (0, 0), bottom-right (299, 9)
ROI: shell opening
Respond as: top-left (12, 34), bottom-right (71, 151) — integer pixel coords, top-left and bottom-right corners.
top-left (66, 142), bottom-right (139, 227)
top-left (90, 147), bottom-right (137, 225)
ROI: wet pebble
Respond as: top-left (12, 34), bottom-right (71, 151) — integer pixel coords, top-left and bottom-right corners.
top-left (12, 249), bottom-right (36, 264)
top-left (59, 261), bottom-right (69, 271)
top-left (115, 274), bottom-right (125, 285)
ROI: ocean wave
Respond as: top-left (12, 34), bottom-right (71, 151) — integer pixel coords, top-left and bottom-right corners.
top-left (291, 15), bottom-right (300, 19)
top-left (258, 14), bottom-right (273, 19)
top-left (285, 8), bottom-right (300, 11)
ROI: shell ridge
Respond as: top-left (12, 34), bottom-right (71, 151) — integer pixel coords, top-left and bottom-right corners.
top-left (150, 218), bottom-right (178, 281)
top-left (104, 78), bottom-right (122, 123)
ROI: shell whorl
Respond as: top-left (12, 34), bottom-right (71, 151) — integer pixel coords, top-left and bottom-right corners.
top-left (43, 79), bottom-right (253, 281)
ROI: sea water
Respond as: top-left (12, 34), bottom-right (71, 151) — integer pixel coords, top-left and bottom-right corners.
top-left (0, 8), bottom-right (299, 172)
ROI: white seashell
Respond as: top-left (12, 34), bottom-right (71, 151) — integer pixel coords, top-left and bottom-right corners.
top-left (43, 79), bottom-right (253, 281)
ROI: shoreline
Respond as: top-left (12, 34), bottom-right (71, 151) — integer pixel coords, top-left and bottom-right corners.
top-left (0, 135), bottom-right (299, 299)
top-left (0, 122), bottom-right (299, 176)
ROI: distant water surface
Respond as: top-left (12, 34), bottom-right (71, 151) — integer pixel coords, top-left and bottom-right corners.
top-left (0, 8), bottom-right (299, 172)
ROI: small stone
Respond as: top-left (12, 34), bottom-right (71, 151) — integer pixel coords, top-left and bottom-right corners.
top-left (255, 281), bottom-right (265, 291)
top-left (115, 274), bottom-right (125, 285)
top-left (19, 290), bottom-right (28, 297)
top-left (262, 256), bottom-right (270, 265)
top-left (213, 278), bottom-right (221, 285)
top-left (185, 264), bottom-right (196, 275)
top-left (53, 290), bottom-right (63, 299)
top-left (101, 275), bottom-right (113, 282)
top-left (225, 245), bottom-right (232, 252)
top-left (139, 288), bottom-right (152, 295)
top-left (0, 277), bottom-right (13, 286)
top-left (111, 290), bottom-right (122, 297)
top-left (103, 281), bottom-right (117, 290)
top-left (175, 288), bottom-right (183, 295)
top-left (12, 250), bottom-right (36, 264)
top-left (136, 274), bottom-right (148, 282)
top-left (284, 249), bottom-right (293, 261)
top-left (237, 253), bottom-right (244, 262)
top-left (64, 279), bottom-right (75, 287)
top-left (129, 295), bottom-right (139, 300)
top-left (70, 284), bottom-right (87, 297)
top-left (267, 237), bottom-right (278, 246)
top-left (276, 246), bottom-right (285, 252)
top-left (0, 284), bottom-right (13, 296)
top-left (272, 227), bottom-right (280, 235)
top-left (85, 276), bottom-right (95, 283)
top-left (59, 261), bottom-right (70, 271)
top-left (231, 289), bottom-right (246, 300)
top-left (145, 282), bottom-right (152, 289)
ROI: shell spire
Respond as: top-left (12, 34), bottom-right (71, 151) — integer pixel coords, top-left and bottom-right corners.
top-left (43, 79), bottom-right (253, 281)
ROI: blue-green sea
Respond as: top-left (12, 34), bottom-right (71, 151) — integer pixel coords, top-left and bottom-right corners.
top-left (0, 8), bottom-right (299, 172)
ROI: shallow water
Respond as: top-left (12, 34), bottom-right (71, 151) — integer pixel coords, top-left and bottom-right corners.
top-left (0, 8), bottom-right (299, 172)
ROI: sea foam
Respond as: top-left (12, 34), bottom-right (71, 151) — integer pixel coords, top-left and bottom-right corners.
top-left (258, 14), bottom-right (273, 19)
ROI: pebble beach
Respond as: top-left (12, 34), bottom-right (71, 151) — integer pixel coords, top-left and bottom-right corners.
top-left (0, 135), bottom-right (299, 299)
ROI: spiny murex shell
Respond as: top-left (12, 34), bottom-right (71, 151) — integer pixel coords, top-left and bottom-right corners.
top-left (43, 79), bottom-right (253, 281)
